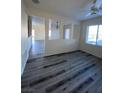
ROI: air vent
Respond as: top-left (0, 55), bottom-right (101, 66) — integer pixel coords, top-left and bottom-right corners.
top-left (32, 0), bottom-right (40, 4)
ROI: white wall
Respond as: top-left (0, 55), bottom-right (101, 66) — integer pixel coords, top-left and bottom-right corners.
top-left (44, 19), bottom-right (80, 56)
top-left (25, 8), bottom-right (80, 56)
top-left (45, 39), bottom-right (79, 56)
top-left (32, 24), bottom-right (45, 40)
top-left (80, 17), bottom-right (102, 58)
top-left (21, 1), bottom-right (31, 75)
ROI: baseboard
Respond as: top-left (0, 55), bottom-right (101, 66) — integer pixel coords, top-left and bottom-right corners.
top-left (44, 50), bottom-right (102, 60)
top-left (44, 50), bottom-right (81, 58)
top-left (79, 50), bottom-right (102, 59)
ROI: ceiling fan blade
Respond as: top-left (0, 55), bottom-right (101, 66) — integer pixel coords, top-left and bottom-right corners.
top-left (95, 0), bottom-right (102, 9)
top-left (86, 12), bottom-right (92, 17)
top-left (32, 0), bottom-right (40, 4)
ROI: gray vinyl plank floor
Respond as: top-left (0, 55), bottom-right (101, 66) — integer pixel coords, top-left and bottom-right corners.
top-left (21, 51), bottom-right (102, 93)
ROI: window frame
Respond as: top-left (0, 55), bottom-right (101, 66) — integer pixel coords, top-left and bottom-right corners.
top-left (86, 24), bottom-right (102, 46)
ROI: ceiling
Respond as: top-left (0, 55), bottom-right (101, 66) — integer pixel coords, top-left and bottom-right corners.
top-left (24, 0), bottom-right (102, 21)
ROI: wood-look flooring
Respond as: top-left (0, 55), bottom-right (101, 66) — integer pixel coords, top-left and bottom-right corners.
top-left (21, 51), bottom-right (102, 93)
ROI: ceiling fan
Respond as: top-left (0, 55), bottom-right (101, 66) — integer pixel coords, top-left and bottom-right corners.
top-left (32, 0), bottom-right (40, 4)
top-left (86, 0), bottom-right (102, 16)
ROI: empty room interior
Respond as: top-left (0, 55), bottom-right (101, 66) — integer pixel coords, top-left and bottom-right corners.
top-left (21, 0), bottom-right (102, 93)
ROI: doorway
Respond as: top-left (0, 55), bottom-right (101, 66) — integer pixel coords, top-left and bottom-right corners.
top-left (29, 16), bottom-right (45, 58)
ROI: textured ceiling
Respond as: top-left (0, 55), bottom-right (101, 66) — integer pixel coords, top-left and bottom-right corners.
top-left (24, 0), bottom-right (101, 21)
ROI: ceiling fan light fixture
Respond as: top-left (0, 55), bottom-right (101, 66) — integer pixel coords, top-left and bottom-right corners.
top-left (91, 6), bottom-right (99, 12)
top-left (93, 0), bottom-right (97, 3)
top-left (32, 0), bottom-right (40, 4)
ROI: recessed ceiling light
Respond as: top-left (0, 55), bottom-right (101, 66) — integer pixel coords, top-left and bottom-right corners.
top-left (32, 0), bottom-right (40, 4)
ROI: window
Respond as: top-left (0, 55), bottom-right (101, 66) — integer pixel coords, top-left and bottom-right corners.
top-left (64, 29), bottom-right (70, 39)
top-left (32, 29), bottom-right (35, 38)
top-left (63, 24), bottom-right (72, 39)
top-left (48, 19), bottom-right (60, 40)
top-left (86, 25), bottom-right (102, 46)
top-left (32, 29), bottom-right (35, 44)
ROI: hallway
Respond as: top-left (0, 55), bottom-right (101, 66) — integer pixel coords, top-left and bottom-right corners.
top-left (29, 40), bottom-right (45, 59)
